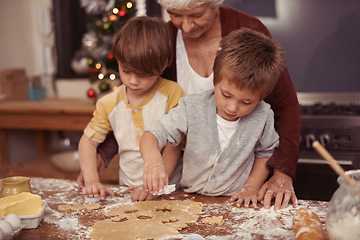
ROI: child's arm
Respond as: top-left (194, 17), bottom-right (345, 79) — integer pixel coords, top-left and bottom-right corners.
top-left (78, 134), bottom-right (114, 200)
top-left (162, 143), bottom-right (181, 178)
top-left (229, 157), bottom-right (270, 207)
top-left (140, 131), bottom-right (169, 195)
top-left (130, 143), bottom-right (181, 201)
top-left (76, 153), bottom-right (106, 188)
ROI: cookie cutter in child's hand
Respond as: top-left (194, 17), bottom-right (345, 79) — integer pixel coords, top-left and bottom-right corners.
top-left (84, 195), bottom-right (101, 203)
top-left (153, 184), bottom-right (176, 195)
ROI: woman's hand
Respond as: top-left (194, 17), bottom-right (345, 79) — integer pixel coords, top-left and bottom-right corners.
top-left (257, 169), bottom-right (298, 211)
top-left (230, 186), bottom-right (259, 208)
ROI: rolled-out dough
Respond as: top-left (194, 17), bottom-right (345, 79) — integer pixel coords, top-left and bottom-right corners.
top-left (90, 199), bottom-right (204, 240)
top-left (202, 216), bottom-right (225, 226)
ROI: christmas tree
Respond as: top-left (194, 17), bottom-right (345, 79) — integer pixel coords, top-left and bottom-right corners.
top-left (71, 0), bottom-right (136, 97)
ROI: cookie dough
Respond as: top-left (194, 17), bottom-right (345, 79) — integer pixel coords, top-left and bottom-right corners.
top-left (90, 199), bottom-right (203, 240)
top-left (58, 203), bottom-right (101, 212)
top-left (202, 216), bottom-right (224, 226)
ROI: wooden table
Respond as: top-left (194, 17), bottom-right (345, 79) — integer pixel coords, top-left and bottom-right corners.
top-left (0, 98), bottom-right (95, 176)
top-left (15, 177), bottom-right (329, 240)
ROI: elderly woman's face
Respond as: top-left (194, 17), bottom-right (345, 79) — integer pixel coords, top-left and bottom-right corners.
top-left (167, 3), bottom-right (218, 39)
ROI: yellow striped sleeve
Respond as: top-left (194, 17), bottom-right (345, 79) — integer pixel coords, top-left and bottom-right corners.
top-left (83, 90), bottom-right (120, 142)
top-left (156, 78), bottom-right (186, 113)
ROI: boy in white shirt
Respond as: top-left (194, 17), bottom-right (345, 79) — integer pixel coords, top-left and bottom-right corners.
top-left (140, 28), bottom-right (286, 208)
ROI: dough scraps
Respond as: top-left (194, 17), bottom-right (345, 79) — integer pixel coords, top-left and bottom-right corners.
top-left (58, 203), bottom-right (101, 212)
top-left (202, 216), bottom-right (225, 226)
top-left (89, 199), bottom-right (203, 240)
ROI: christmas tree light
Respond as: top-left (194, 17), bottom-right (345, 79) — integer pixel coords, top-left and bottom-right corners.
top-left (72, 0), bottom-right (136, 95)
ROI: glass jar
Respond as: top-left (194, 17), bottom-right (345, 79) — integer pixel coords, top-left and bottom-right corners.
top-left (326, 170), bottom-right (360, 240)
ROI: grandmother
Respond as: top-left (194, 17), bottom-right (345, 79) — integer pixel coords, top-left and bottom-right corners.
top-left (79, 0), bottom-right (301, 211)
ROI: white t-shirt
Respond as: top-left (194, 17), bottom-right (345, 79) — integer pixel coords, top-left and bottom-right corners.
top-left (176, 30), bottom-right (214, 95)
top-left (217, 115), bottom-right (240, 151)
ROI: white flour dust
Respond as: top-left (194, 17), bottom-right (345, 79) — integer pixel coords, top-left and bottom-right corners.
top-left (30, 177), bottom-right (133, 240)
top-left (30, 178), bottom-right (328, 240)
top-left (176, 199), bottom-right (327, 240)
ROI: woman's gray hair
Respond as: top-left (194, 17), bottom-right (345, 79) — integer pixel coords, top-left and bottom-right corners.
top-left (157, 0), bottom-right (224, 10)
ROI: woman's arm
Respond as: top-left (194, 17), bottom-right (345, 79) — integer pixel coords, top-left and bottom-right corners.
top-left (264, 68), bottom-right (301, 179)
top-left (261, 68), bottom-right (300, 210)
top-left (97, 131), bottom-right (118, 167)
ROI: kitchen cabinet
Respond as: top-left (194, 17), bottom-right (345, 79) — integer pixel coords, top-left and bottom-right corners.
top-left (0, 98), bottom-right (118, 183)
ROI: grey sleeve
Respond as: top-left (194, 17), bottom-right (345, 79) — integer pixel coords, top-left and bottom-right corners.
top-left (254, 108), bottom-right (280, 158)
top-left (145, 97), bottom-right (188, 149)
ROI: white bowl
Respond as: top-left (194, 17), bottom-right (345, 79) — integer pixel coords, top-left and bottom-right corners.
top-left (50, 151), bottom-right (80, 172)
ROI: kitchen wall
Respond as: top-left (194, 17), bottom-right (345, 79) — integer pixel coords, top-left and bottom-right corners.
top-left (0, 0), bottom-right (54, 164)
top-left (0, 0), bottom-right (53, 80)
top-left (224, 0), bottom-right (360, 92)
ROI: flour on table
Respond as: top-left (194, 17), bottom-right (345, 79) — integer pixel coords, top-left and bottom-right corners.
top-left (195, 199), bottom-right (328, 240)
top-left (58, 203), bottom-right (101, 212)
top-left (30, 178), bottom-right (329, 240)
top-left (89, 199), bottom-right (204, 240)
top-left (30, 177), bottom-right (130, 240)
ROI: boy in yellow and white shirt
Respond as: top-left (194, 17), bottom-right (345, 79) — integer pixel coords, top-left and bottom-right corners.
top-left (78, 16), bottom-right (185, 201)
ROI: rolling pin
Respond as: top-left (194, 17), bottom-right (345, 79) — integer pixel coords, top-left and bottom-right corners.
top-left (293, 208), bottom-right (326, 240)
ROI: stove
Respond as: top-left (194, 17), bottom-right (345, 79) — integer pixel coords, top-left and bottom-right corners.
top-left (294, 92), bottom-right (360, 201)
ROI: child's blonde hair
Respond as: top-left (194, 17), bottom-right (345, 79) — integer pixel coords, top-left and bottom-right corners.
top-left (213, 28), bottom-right (286, 99)
top-left (113, 16), bottom-right (172, 76)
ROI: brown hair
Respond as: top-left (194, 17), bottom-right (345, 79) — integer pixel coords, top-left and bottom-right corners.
top-left (213, 28), bottom-right (286, 99)
top-left (113, 16), bottom-right (173, 76)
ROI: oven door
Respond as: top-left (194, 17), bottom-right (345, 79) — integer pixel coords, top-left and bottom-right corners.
top-left (294, 151), bottom-right (359, 201)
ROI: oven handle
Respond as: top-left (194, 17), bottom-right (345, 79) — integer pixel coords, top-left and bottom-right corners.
top-left (298, 158), bottom-right (353, 166)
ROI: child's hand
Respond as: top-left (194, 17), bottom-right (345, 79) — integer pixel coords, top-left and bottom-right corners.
top-left (83, 181), bottom-right (114, 200)
top-left (129, 185), bottom-right (158, 202)
top-left (77, 154), bottom-right (106, 188)
top-left (143, 161), bottom-right (168, 195)
top-left (230, 186), bottom-right (259, 208)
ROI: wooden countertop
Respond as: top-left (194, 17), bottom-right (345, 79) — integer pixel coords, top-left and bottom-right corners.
top-left (0, 98), bottom-right (95, 130)
top-left (0, 98), bottom-right (94, 114)
top-left (13, 177), bottom-right (329, 240)
top-left (0, 98), bottom-right (96, 176)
